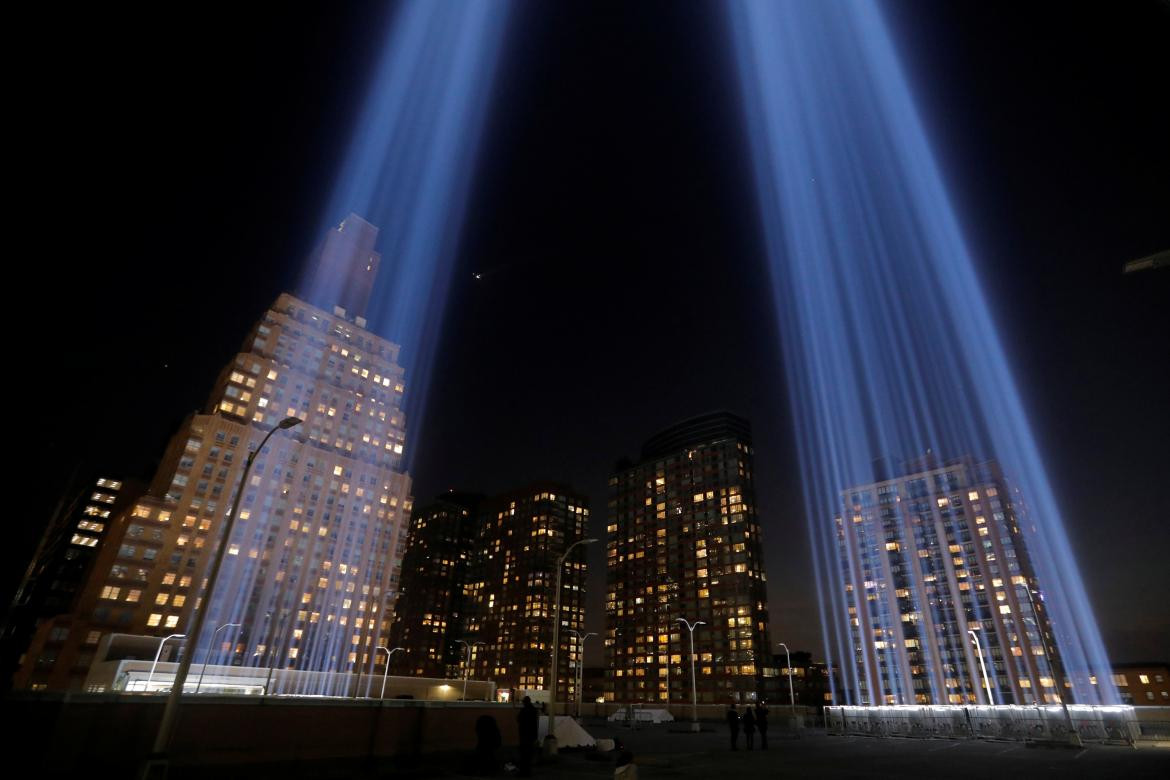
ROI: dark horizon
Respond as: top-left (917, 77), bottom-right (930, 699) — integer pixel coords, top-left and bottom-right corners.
top-left (9, 0), bottom-right (1169, 666)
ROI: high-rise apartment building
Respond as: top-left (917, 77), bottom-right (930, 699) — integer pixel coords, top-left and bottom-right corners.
top-left (834, 456), bottom-right (1062, 705)
top-left (390, 484), bottom-right (591, 701)
top-left (388, 492), bottom-right (482, 678)
top-left (465, 485), bottom-right (590, 701)
top-left (605, 412), bottom-right (772, 705)
top-left (15, 215), bottom-right (415, 693)
top-left (3, 477), bottom-right (139, 691)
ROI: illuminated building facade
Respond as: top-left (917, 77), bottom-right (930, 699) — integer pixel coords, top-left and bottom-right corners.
top-left (836, 456), bottom-right (1064, 705)
top-left (604, 412), bottom-right (772, 705)
top-left (15, 217), bottom-right (415, 692)
top-left (388, 492), bottom-right (482, 678)
top-left (464, 484), bottom-right (590, 701)
top-left (4, 477), bottom-right (139, 691)
top-left (388, 484), bottom-right (590, 701)
top-left (1112, 663), bottom-right (1170, 706)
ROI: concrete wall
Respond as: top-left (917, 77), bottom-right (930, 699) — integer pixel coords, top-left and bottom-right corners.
top-left (8, 693), bottom-right (522, 775)
top-left (573, 700), bottom-right (818, 723)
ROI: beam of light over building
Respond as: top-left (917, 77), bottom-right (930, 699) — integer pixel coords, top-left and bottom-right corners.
top-left (725, 1), bottom-right (1117, 705)
top-left (304, 0), bottom-right (510, 470)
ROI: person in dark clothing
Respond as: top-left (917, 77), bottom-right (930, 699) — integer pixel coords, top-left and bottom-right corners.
top-left (742, 705), bottom-right (757, 750)
top-left (474, 714), bottom-right (502, 776)
top-left (517, 696), bottom-right (540, 777)
top-left (755, 702), bottom-right (769, 750)
top-left (726, 704), bottom-right (741, 750)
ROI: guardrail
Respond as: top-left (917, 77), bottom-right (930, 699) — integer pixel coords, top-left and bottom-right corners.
top-left (824, 704), bottom-right (1166, 746)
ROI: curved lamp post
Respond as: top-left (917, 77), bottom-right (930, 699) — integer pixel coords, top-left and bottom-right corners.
top-left (455, 639), bottom-right (486, 701)
top-left (376, 645), bottom-right (404, 699)
top-left (677, 618), bottom-right (705, 732)
top-left (777, 642), bottom-right (796, 718)
top-left (196, 622), bottom-right (241, 693)
top-left (146, 634), bottom-right (186, 692)
top-left (150, 416), bottom-right (302, 763)
top-left (967, 629), bottom-right (996, 706)
top-left (568, 629), bottom-right (597, 719)
top-left (546, 537), bottom-right (597, 753)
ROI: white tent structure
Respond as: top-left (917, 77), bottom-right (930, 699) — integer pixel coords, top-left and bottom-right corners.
top-left (538, 715), bottom-right (596, 748)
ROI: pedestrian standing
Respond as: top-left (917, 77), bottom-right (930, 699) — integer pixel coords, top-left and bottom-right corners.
top-left (742, 704), bottom-right (757, 750)
top-left (517, 696), bottom-right (539, 777)
top-left (755, 701), bottom-right (769, 750)
top-left (726, 703), bottom-right (741, 750)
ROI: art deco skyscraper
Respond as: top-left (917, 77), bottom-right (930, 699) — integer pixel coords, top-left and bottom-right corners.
top-left (16, 215), bottom-right (414, 692)
top-left (835, 456), bottom-right (1063, 705)
top-left (605, 412), bottom-right (772, 705)
top-left (300, 213), bottom-right (381, 323)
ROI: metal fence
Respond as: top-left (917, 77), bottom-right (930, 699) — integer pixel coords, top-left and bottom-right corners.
top-left (824, 704), bottom-right (1154, 745)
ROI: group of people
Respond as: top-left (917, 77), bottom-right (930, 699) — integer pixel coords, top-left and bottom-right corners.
top-left (725, 701), bottom-right (770, 750)
top-left (474, 696), bottom-right (771, 776)
top-left (476, 696), bottom-right (638, 778)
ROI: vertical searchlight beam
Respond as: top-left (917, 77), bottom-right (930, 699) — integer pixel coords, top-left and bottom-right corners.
top-left (305, 0), bottom-right (510, 467)
top-left (726, 1), bottom-right (1117, 705)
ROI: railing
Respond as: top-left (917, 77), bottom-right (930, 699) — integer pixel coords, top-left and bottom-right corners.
top-left (824, 704), bottom-right (1153, 745)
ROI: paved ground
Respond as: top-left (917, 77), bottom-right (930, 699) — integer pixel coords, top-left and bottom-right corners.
top-left (498, 721), bottom-right (1170, 780)
top-left (169, 722), bottom-right (1170, 779)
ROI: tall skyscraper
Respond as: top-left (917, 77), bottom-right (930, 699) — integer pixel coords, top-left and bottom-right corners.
top-left (390, 484), bottom-right (591, 701)
top-left (15, 217), bottom-right (414, 693)
top-left (605, 412), bottom-right (772, 705)
top-left (388, 492), bottom-right (482, 678)
top-left (834, 456), bottom-right (1063, 705)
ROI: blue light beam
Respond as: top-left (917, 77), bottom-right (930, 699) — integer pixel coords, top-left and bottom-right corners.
top-left (726, 0), bottom-right (1117, 705)
top-left (308, 0), bottom-right (510, 470)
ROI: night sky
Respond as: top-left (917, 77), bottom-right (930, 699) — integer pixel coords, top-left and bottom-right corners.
top-left (11, 1), bottom-right (1168, 664)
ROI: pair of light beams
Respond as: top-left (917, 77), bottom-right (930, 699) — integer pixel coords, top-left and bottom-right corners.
top-left (282, 0), bottom-right (1118, 703)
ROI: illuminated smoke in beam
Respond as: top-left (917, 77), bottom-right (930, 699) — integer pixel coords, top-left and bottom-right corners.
top-left (726, 0), bottom-right (1117, 704)
top-left (305, 0), bottom-right (510, 470)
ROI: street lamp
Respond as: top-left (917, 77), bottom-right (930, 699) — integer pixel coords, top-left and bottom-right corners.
top-left (196, 622), bottom-right (241, 693)
top-left (146, 634), bottom-right (186, 692)
top-left (569, 630), bottom-right (596, 719)
top-left (149, 416), bottom-right (302, 764)
top-left (967, 629), bottom-right (995, 706)
top-left (777, 642), bottom-right (796, 718)
top-left (677, 618), bottom-right (705, 732)
top-left (1019, 582), bottom-right (1081, 746)
top-left (455, 639), bottom-right (485, 701)
top-left (547, 537), bottom-right (597, 753)
top-left (262, 608), bottom-right (291, 697)
top-left (375, 646), bottom-right (404, 699)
